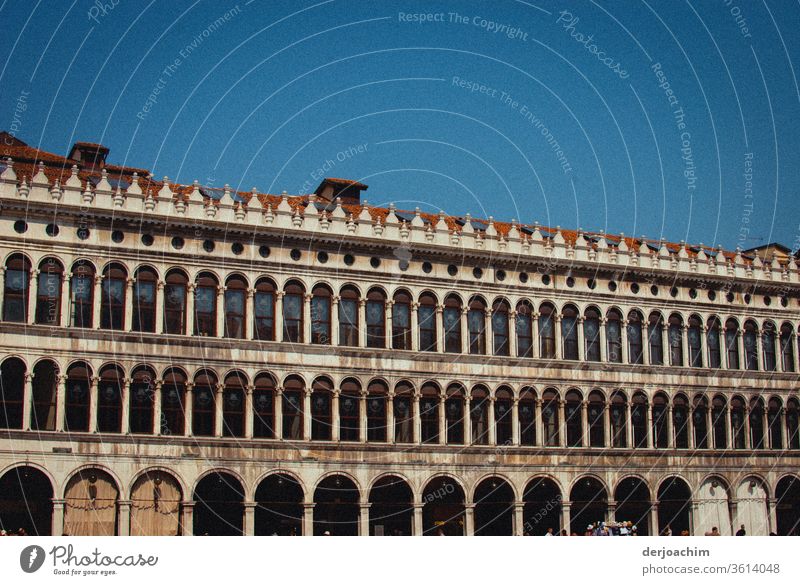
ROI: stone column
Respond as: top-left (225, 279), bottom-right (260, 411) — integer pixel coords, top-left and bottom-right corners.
top-left (581, 401), bottom-right (589, 447)
top-left (736, 330), bottom-right (745, 370)
top-left (214, 383), bottom-right (224, 438)
top-left (535, 399), bottom-right (544, 447)
top-left (385, 300), bottom-right (394, 350)
top-left (509, 310), bottom-right (518, 358)
top-left (729, 499), bottom-right (738, 534)
top-left (181, 502), bottom-right (194, 536)
top-left (215, 286), bottom-right (225, 337)
top-left (410, 302), bottom-right (419, 351)
top-left (245, 289), bottom-right (255, 340)
top-left (487, 396), bottom-right (496, 445)
top-left (274, 291), bottom-right (284, 341)
top-left (185, 284), bottom-right (195, 336)
top-left (52, 499), bottom-right (65, 536)
top-left (646, 403), bottom-right (654, 448)
top-left (561, 501), bottom-right (571, 535)
top-left (155, 280), bottom-right (165, 334)
top-left (577, 316), bottom-right (585, 361)
top-left (706, 404), bottom-right (714, 449)
top-left (357, 299), bottom-right (367, 348)
top-left (532, 312), bottom-right (541, 359)
top-left (464, 396), bottom-right (472, 444)
top-left (460, 308), bottom-right (469, 354)
top-left (780, 407), bottom-right (788, 450)
top-left (743, 406), bottom-right (751, 450)
top-left (0, 268), bottom-right (4, 318)
top-left (603, 404), bottom-right (611, 447)
top-left (435, 305), bottom-right (445, 353)
top-left (55, 374), bottom-right (67, 432)
top-left (484, 308), bottom-right (492, 355)
top-left (59, 274), bottom-right (70, 328)
top-left (413, 503), bottom-right (424, 536)
top-left (438, 393), bottom-right (447, 445)
top-left (387, 391), bottom-right (395, 444)
top-left (511, 398), bottom-right (520, 446)
top-left (689, 502), bottom-right (699, 535)
top-left (359, 390), bottom-right (368, 442)
top-left (687, 405), bottom-right (695, 449)
top-left (92, 274), bottom-right (103, 329)
top-left (726, 406), bottom-right (733, 449)
top-left (124, 278), bottom-right (134, 331)
top-left (768, 498), bottom-right (777, 534)
top-left (302, 388), bottom-right (312, 441)
top-left (412, 393), bottom-right (421, 444)
top-left (620, 319), bottom-right (629, 364)
top-left (464, 504), bottom-right (475, 536)
top-left (681, 325), bottom-right (690, 366)
top-left (554, 315), bottom-right (563, 359)
top-left (607, 500), bottom-right (616, 523)
top-left (244, 502), bottom-right (256, 536)
top-left (643, 322), bottom-right (652, 365)
top-left (303, 293), bottom-right (312, 344)
top-left (331, 296), bottom-right (340, 347)
top-left (88, 376), bottom-right (99, 432)
top-left (184, 383), bottom-right (194, 436)
top-left (273, 387), bottom-right (283, 439)
top-left (303, 503), bottom-right (314, 536)
top-left (244, 384), bottom-right (254, 439)
top-left (331, 389), bottom-right (340, 441)
top-left (666, 406), bottom-right (674, 449)
top-left (359, 503), bottom-right (371, 536)
top-left (598, 317), bottom-right (607, 362)
top-left (117, 501), bottom-right (131, 536)
top-left (558, 400), bottom-right (566, 447)
top-left (153, 380), bottom-right (163, 435)
top-left (625, 402), bottom-right (634, 448)
top-left (27, 269), bottom-right (38, 324)
top-left (650, 503), bottom-right (659, 536)
top-left (514, 502), bottom-right (525, 536)
top-left (22, 373), bottom-right (33, 430)
top-left (120, 378), bottom-right (130, 434)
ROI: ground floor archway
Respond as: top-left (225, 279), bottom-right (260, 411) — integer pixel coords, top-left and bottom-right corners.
top-left (0, 466), bottom-right (53, 535)
top-left (615, 477), bottom-right (651, 535)
top-left (314, 474), bottom-right (359, 536)
top-left (570, 476), bottom-right (607, 535)
top-left (658, 476), bottom-right (692, 535)
top-left (193, 472), bottom-right (244, 536)
top-left (522, 477), bottom-right (561, 535)
top-left (422, 476), bottom-right (465, 535)
top-left (255, 473), bottom-right (303, 535)
top-left (474, 477), bottom-right (514, 535)
top-left (776, 475), bottom-right (800, 535)
top-left (369, 475), bottom-right (413, 535)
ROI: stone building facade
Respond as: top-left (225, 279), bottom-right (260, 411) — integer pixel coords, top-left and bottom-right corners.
top-left (0, 135), bottom-right (799, 536)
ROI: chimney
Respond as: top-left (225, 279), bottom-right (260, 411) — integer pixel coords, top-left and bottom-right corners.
top-left (68, 141), bottom-right (110, 172)
top-left (314, 177), bottom-right (368, 205)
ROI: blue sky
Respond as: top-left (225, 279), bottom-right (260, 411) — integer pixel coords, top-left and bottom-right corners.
top-left (1, 0), bottom-right (798, 250)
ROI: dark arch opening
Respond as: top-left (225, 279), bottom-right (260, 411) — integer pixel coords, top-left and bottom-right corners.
top-left (614, 477), bottom-right (651, 535)
top-left (193, 472), bottom-right (244, 536)
top-left (313, 475), bottom-right (359, 536)
top-left (657, 477), bottom-right (691, 535)
top-left (369, 475), bottom-right (413, 536)
top-left (570, 477), bottom-right (608, 534)
top-left (474, 477), bottom-right (514, 535)
top-left (776, 476), bottom-right (800, 535)
top-left (422, 477), bottom-right (465, 535)
top-left (0, 466), bottom-right (53, 535)
top-left (522, 477), bottom-right (561, 535)
top-left (255, 473), bottom-right (303, 536)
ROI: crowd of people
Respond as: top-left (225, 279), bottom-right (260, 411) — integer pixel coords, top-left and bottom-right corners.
top-left (0, 528), bottom-right (28, 535)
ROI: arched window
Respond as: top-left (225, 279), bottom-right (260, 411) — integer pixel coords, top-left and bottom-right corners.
top-left (35, 257), bottom-right (63, 325)
top-left (338, 286), bottom-right (359, 346)
top-left (788, 399), bottom-right (800, 450)
top-left (672, 394), bottom-right (689, 448)
top-left (725, 319), bottom-right (740, 369)
top-left (30, 360), bottom-right (57, 431)
top-left (469, 385), bottom-right (489, 444)
top-left (588, 391), bottom-right (605, 447)
top-left (367, 380), bottom-right (388, 442)
top-left (518, 388), bottom-right (536, 446)
top-left (542, 389), bottom-right (559, 446)
top-left (129, 366), bottom-right (155, 434)
top-left (252, 373), bottom-right (275, 439)
top-left (706, 317), bottom-right (722, 369)
top-left (539, 303), bottom-right (556, 359)
top-left (668, 314), bottom-right (684, 366)
top-left (561, 305), bottom-right (579, 360)
top-left (610, 392), bottom-right (627, 448)
top-left (282, 375), bottom-right (304, 440)
top-left (495, 387), bottom-right (513, 445)
top-left (311, 377), bottom-right (333, 440)
top-left (161, 368), bottom-right (186, 436)
top-left (731, 396), bottom-right (746, 449)
top-left (693, 395), bottom-right (709, 449)
top-left (310, 285), bottom-right (332, 345)
top-left (3, 254), bottom-right (30, 322)
top-left (420, 382), bottom-right (440, 444)
top-left (394, 381), bottom-right (414, 443)
top-left (194, 272), bottom-right (218, 337)
top-left (366, 288), bottom-right (386, 349)
top-left (584, 307), bottom-right (601, 362)
top-left (606, 309), bottom-right (623, 363)
top-left (253, 279), bottom-right (276, 342)
top-left (97, 365), bottom-right (122, 433)
top-left (70, 260), bottom-right (95, 328)
top-left (780, 323), bottom-right (796, 372)
top-left (100, 264), bottom-right (127, 330)
top-left (418, 292), bottom-right (438, 352)
top-left (65, 362), bottom-right (92, 432)
top-left (445, 384), bottom-right (465, 444)
top-left (648, 313), bottom-right (664, 366)
top-left (750, 397), bottom-right (765, 449)
top-left (132, 267), bottom-right (157, 332)
top-left (224, 275), bottom-right (247, 339)
top-left (627, 311), bottom-right (644, 365)
top-left (163, 270), bottom-right (188, 335)
top-left (631, 393), bottom-right (648, 448)
top-left (192, 370), bottom-right (217, 437)
top-left (222, 372), bottom-right (246, 438)
top-left (565, 390), bottom-right (583, 447)
top-left (282, 281), bottom-right (304, 343)
top-left (0, 357), bottom-right (25, 428)
top-left (762, 322), bottom-right (777, 372)
top-left (515, 301), bottom-right (534, 358)
top-left (767, 397), bottom-right (782, 450)
top-left (712, 395), bottom-right (727, 449)
top-left (467, 297), bottom-right (487, 355)
top-left (491, 300), bottom-right (510, 356)
top-left (339, 378), bottom-right (360, 442)
top-left (688, 315), bottom-right (703, 367)
top-left (652, 393), bottom-right (668, 448)
top-left (392, 290), bottom-right (412, 350)
top-left (443, 295), bottom-right (462, 353)
top-left (743, 321), bottom-right (759, 371)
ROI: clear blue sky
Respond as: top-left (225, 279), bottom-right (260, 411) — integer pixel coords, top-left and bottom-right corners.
top-left (1, 0), bottom-right (798, 250)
